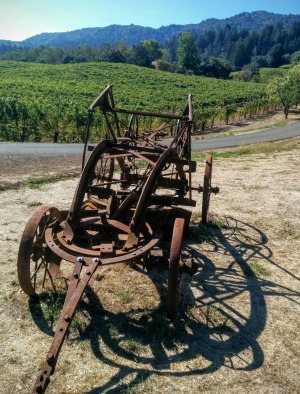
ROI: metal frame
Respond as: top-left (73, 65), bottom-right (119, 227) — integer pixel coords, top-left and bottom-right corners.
top-left (17, 85), bottom-right (219, 393)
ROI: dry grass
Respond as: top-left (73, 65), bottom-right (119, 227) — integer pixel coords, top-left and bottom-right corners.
top-left (0, 139), bottom-right (300, 393)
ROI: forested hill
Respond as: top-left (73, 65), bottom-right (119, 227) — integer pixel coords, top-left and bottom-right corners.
top-left (2, 11), bottom-right (300, 48)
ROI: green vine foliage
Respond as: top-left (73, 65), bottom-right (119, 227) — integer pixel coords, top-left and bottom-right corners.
top-left (0, 60), bottom-right (270, 142)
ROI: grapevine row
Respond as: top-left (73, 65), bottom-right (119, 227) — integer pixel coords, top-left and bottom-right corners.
top-left (0, 61), bottom-right (272, 142)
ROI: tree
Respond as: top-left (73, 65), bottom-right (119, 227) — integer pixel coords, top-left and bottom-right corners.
top-left (100, 48), bottom-right (125, 63)
top-left (233, 62), bottom-right (260, 82)
top-left (267, 64), bottom-right (300, 118)
top-left (165, 35), bottom-right (178, 62)
top-left (290, 50), bottom-right (300, 64)
top-left (231, 39), bottom-right (251, 68)
top-left (177, 32), bottom-right (201, 75)
top-left (125, 39), bottom-right (162, 68)
top-left (126, 44), bottom-right (150, 67)
top-left (141, 39), bottom-right (162, 63)
top-left (266, 43), bottom-right (285, 67)
top-left (202, 57), bottom-right (232, 79)
top-left (155, 59), bottom-right (175, 72)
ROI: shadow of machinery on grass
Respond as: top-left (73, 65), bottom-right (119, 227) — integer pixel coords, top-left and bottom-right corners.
top-left (28, 215), bottom-right (300, 393)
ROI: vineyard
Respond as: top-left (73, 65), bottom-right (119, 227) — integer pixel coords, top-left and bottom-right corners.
top-left (0, 61), bottom-right (280, 142)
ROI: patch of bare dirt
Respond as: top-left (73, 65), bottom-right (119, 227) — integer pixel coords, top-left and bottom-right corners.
top-left (0, 153), bottom-right (82, 187)
top-left (0, 139), bottom-right (299, 393)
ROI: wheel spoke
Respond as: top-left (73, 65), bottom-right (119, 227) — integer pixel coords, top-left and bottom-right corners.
top-left (30, 258), bottom-right (46, 284)
top-left (41, 260), bottom-right (48, 289)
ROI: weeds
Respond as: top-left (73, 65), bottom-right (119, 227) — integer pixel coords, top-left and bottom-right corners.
top-left (28, 174), bottom-right (67, 189)
top-left (118, 371), bottom-right (150, 394)
top-left (245, 261), bottom-right (271, 277)
top-left (10, 280), bottom-right (18, 287)
top-left (205, 305), bottom-right (229, 327)
top-left (121, 338), bottom-right (144, 354)
top-left (38, 289), bottom-right (92, 336)
top-left (278, 221), bottom-right (300, 240)
top-left (40, 292), bottom-right (65, 325)
top-left (108, 324), bottom-right (120, 338)
top-left (0, 182), bottom-right (20, 192)
top-left (209, 216), bottom-right (227, 229)
top-left (27, 201), bottom-right (43, 208)
top-left (119, 384), bottom-right (140, 394)
top-left (191, 215), bottom-right (226, 243)
top-left (3, 294), bottom-right (12, 301)
top-left (241, 184), bottom-right (264, 192)
top-left (191, 211), bottom-right (201, 223)
top-left (191, 305), bottom-right (234, 329)
top-left (115, 289), bottom-right (133, 303)
top-left (0, 173), bottom-right (77, 192)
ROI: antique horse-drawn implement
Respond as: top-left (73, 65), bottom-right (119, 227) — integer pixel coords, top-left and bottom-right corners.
top-left (17, 85), bottom-right (219, 393)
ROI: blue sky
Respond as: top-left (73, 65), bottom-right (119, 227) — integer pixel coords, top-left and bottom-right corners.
top-left (1, 0), bottom-right (300, 41)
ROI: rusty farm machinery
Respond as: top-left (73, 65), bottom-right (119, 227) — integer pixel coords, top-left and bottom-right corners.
top-left (17, 85), bottom-right (219, 393)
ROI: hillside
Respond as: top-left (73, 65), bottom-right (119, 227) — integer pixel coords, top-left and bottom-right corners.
top-left (0, 60), bottom-right (265, 111)
top-left (2, 11), bottom-right (300, 49)
top-left (0, 60), bottom-right (269, 142)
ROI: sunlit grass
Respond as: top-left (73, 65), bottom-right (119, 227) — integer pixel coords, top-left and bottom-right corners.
top-left (192, 136), bottom-right (300, 161)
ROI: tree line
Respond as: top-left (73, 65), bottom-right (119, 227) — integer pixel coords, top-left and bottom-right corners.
top-left (166, 21), bottom-right (300, 68)
top-left (1, 20), bottom-right (300, 80)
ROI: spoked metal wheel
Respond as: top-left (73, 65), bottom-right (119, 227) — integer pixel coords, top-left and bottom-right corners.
top-left (87, 155), bottom-right (116, 209)
top-left (94, 156), bottom-right (115, 187)
top-left (166, 217), bottom-right (185, 320)
top-left (17, 205), bottom-right (62, 296)
top-left (202, 155), bottom-right (213, 224)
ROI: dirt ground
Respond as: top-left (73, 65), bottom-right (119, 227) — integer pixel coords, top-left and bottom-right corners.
top-left (0, 114), bottom-right (299, 393)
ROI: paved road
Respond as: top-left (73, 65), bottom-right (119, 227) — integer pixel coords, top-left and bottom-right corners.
top-left (0, 142), bottom-right (84, 157)
top-left (0, 120), bottom-right (299, 156)
top-left (192, 120), bottom-right (300, 150)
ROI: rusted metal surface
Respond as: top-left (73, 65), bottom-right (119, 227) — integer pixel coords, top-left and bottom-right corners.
top-left (17, 85), bottom-right (219, 393)
top-left (166, 217), bottom-right (185, 319)
top-left (32, 258), bottom-right (99, 394)
top-left (201, 155), bottom-right (219, 224)
top-left (17, 206), bottom-right (62, 296)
